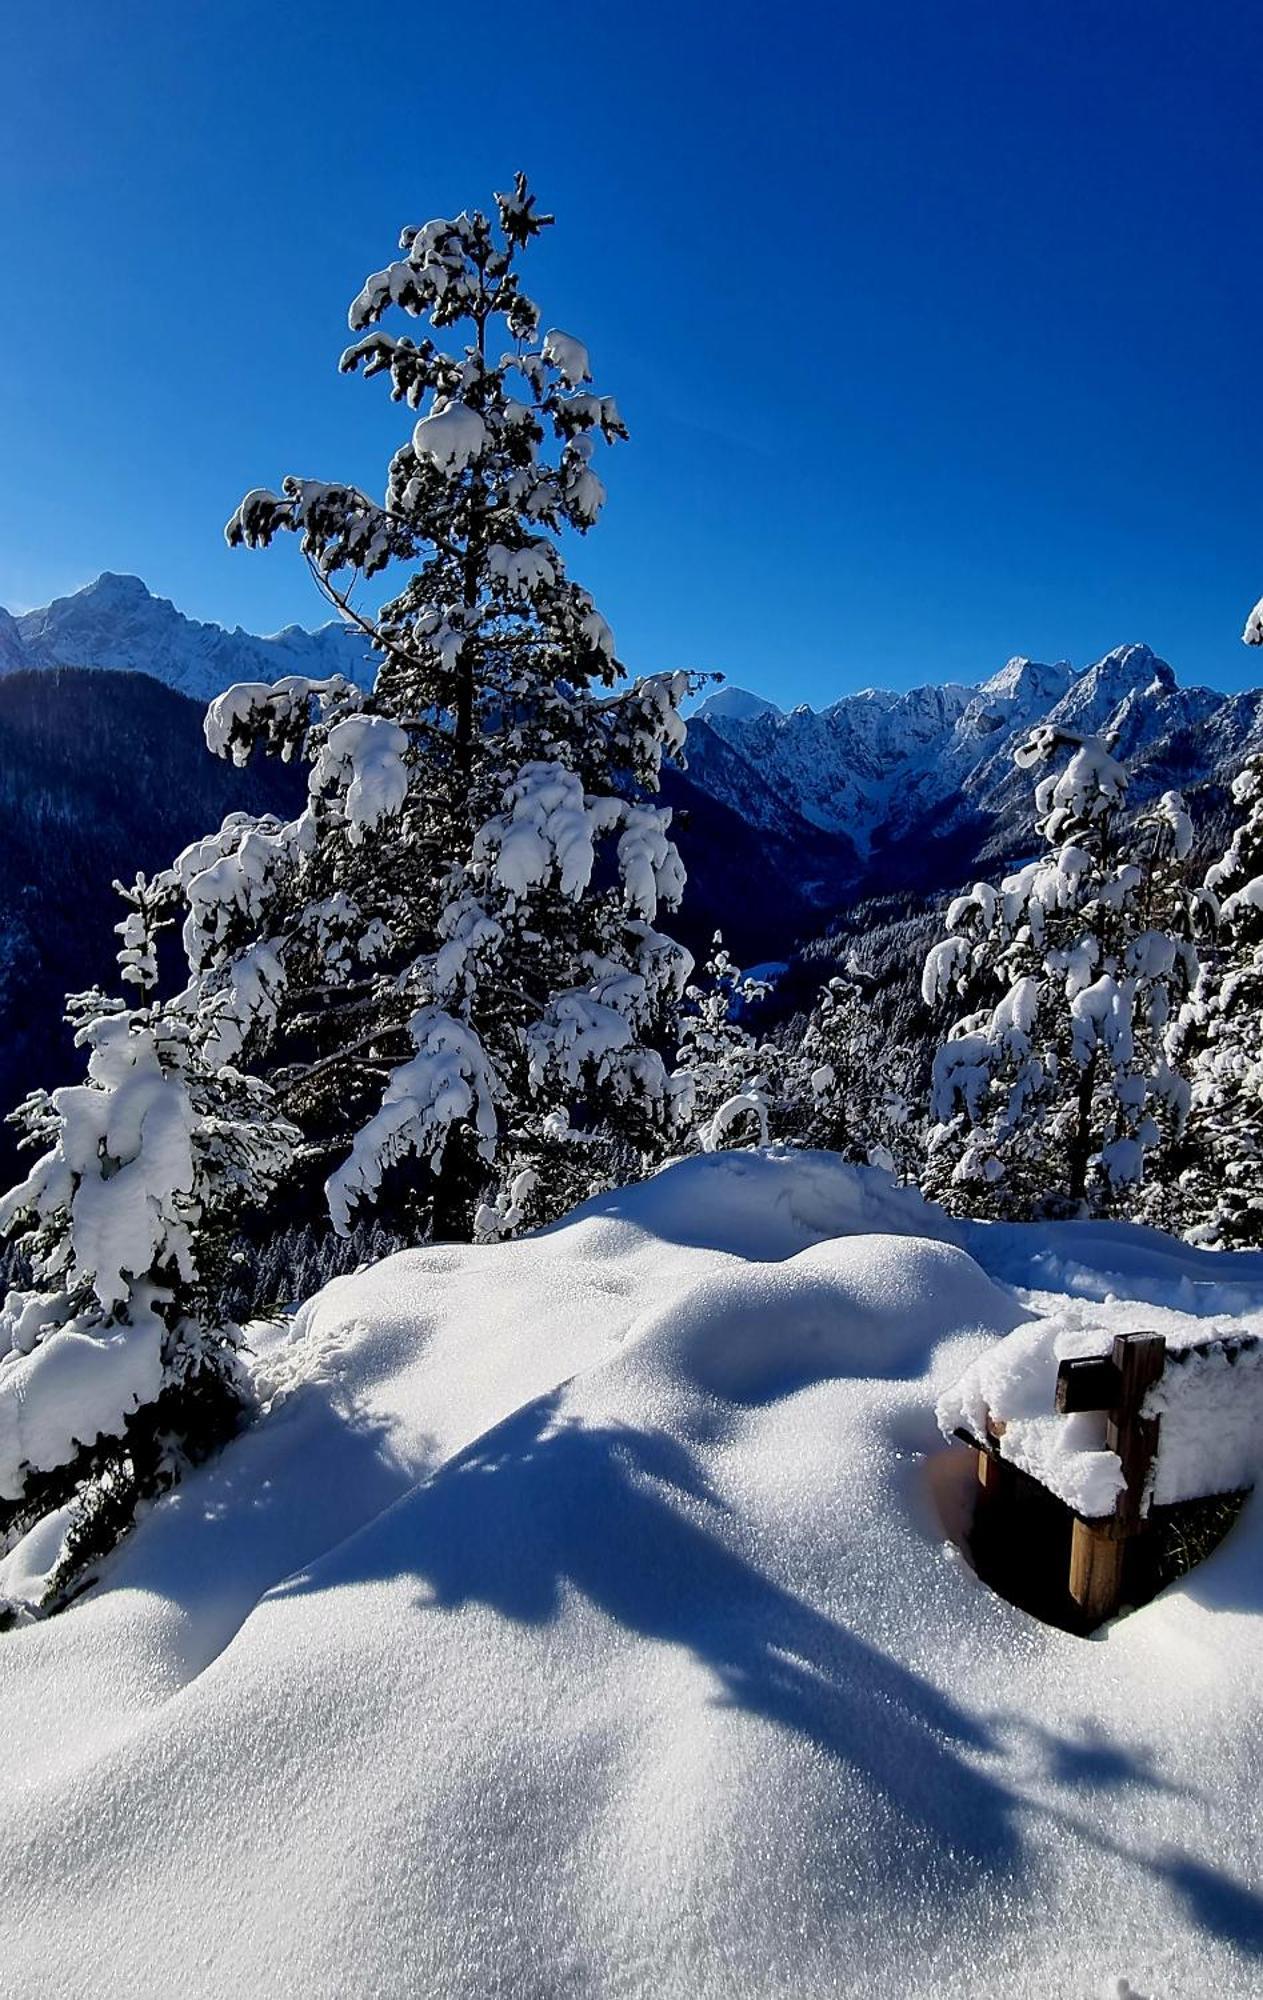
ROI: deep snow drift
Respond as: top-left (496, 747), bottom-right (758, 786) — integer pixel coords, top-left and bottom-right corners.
top-left (1, 1151), bottom-right (1262, 1998)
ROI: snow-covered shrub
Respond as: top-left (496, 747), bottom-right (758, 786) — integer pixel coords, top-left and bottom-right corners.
top-left (920, 730), bottom-right (1201, 1217)
top-left (115, 177), bottom-right (696, 1244)
top-left (788, 972), bottom-right (923, 1177)
top-left (675, 937), bottom-right (775, 1153)
top-left (0, 991), bottom-right (297, 1612)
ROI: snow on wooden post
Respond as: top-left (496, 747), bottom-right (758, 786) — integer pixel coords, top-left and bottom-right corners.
top-left (1056, 1331), bottom-right (1166, 1625)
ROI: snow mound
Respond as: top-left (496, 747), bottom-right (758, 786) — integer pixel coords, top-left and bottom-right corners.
top-left (1, 1151), bottom-right (1262, 1998)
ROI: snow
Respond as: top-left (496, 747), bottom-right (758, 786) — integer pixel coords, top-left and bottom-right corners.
top-left (4, 572), bottom-right (373, 702)
top-left (477, 761), bottom-right (600, 900)
top-left (0, 1297), bottom-right (165, 1504)
top-left (325, 1007), bottom-right (500, 1234)
top-left (691, 685), bottom-right (785, 724)
top-left (312, 713), bottom-right (410, 839)
top-left (411, 399), bottom-right (487, 472)
top-left (0, 1018), bottom-right (196, 1316)
top-left (473, 764), bottom-right (683, 920)
top-left (542, 326), bottom-right (592, 385)
top-left (1, 1150), bottom-right (1262, 1995)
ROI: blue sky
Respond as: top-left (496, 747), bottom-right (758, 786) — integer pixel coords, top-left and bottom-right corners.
top-left (2, 1), bottom-right (1261, 702)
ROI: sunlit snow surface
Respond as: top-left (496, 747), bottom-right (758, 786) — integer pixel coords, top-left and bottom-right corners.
top-left (2, 1151), bottom-right (1262, 1998)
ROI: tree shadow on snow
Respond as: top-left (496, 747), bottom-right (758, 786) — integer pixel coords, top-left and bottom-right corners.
top-left (271, 1389), bottom-right (1263, 1956)
top-left (275, 1388), bottom-right (1024, 1897)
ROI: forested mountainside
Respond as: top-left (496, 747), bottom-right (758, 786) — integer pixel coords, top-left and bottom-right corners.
top-left (0, 669), bottom-right (304, 1183)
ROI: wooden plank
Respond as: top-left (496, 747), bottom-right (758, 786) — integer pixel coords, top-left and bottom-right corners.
top-left (977, 1446), bottom-right (1005, 1496)
top-left (1055, 1354), bottom-right (1121, 1414)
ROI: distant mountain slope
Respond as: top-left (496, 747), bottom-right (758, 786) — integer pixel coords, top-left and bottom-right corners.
top-left (0, 667), bottom-right (303, 1184)
top-left (3, 573), bottom-right (373, 702)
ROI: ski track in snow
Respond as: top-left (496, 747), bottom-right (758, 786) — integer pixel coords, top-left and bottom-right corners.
top-left (1, 1150), bottom-right (1262, 1998)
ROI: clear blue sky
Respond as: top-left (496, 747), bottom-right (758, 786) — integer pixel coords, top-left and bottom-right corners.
top-left (2, 1), bottom-right (1261, 702)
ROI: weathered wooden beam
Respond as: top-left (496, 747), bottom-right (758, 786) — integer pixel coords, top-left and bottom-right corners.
top-left (1055, 1354), bottom-right (1121, 1414)
top-left (1066, 1331), bottom-right (1166, 1623)
top-left (977, 1447), bottom-right (1005, 1496)
top-left (1058, 1326), bottom-right (1251, 1415)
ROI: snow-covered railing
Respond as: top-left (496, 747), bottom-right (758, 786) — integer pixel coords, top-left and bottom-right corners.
top-left (946, 1326), bottom-right (1263, 1627)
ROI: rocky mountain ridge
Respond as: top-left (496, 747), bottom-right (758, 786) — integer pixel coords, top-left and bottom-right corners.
top-left (1, 573), bottom-right (372, 702)
top-left (691, 642), bottom-right (1263, 868)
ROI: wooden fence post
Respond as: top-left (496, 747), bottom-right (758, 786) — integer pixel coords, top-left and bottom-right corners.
top-left (1060, 1331), bottom-right (1166, 1625)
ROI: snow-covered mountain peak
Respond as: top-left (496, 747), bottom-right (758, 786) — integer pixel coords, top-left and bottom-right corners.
top-left (685, 640), bottom-right (1263, 870)
top-left (3, 573), bottom-right (374, 701)
top-left (1046, 642), bottom-right (1176, 735)
top-left (977, 655), bottom-right (1076, 707)
top-left (81, 570), bottom-right (154, 603)
top-left (693, 685), bottom-right (783, 724)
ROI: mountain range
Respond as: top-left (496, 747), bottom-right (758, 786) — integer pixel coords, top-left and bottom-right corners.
top-left (0, 572), bottom-right (372, 702)
top-left (3, 573), bottom-right (1262, 977)
top-left (688, 644), bottom-right (1263, 883)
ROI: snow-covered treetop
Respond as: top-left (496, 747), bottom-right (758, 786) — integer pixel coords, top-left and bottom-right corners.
top-left (224, 172), bottom-right (628, 703)
top-left (921, 725), bottom-right (1201, 1211)
top-left (1014, 724), bottom-right (1129, 842)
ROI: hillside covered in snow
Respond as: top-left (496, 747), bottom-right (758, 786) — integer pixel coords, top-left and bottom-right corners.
top-left (2, 1150), bottom-right (1261, 1998)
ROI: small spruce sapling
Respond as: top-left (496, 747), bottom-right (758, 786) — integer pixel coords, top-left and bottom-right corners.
top-left (675, 937), bottom-right (775, 1151)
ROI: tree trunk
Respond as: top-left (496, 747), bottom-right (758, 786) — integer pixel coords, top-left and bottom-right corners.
top-left (1067, 1051), bottom-right (1098, 1204)
top-left (429, 1125), bottom-right (481, 1244)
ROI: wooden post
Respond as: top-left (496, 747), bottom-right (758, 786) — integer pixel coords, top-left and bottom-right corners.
top-left (1105, 1331), bottom-right (1165, 1530)
top-left (1068, 1517), bottom-right (1125, 1624)
top-left (1057, 1331), bottom-right (1166, 1625)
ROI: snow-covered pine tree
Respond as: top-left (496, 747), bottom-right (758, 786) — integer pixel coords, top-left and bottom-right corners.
top-left (1175, 754), bottom-right (1263, 1244)
top-left (0, 955), bottom-right (297, 1615)
top-left (675, 936), bottom-right (775, 1151)
top-left (133, 177), bottom-right (695, 1241)
top-left (792, 973), bottom-right (920, 1177)
top-left (920, 727), bottom-right (1201, 1218)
